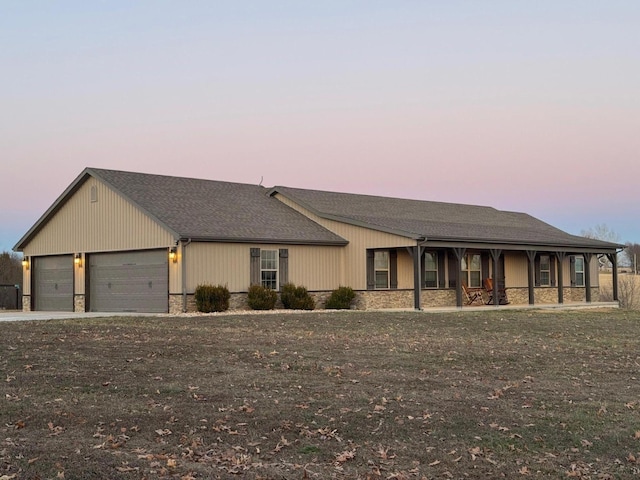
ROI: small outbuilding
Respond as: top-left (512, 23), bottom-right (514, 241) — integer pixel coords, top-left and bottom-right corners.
top-left (14, 168), bottom-right (623, 313)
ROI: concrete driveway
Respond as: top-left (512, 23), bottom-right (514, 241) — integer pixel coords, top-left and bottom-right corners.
top-left (0, 311), bottom-right (161, 322)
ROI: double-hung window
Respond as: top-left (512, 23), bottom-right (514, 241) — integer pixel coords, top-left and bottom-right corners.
top-left (461, 253), bottom-right (482, 288)
top-left (374, 251), bottom-right (390, 289)
top-left (424, 252), bottom-right (438, 288)
top-left (574, 256), bottom-right (585, 287)
top-left (539, 255), bottom-right (551, 286)
top-left (260, 250), bottom-right (278, 290)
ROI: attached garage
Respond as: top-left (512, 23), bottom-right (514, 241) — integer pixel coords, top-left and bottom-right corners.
top-left (88, 250), bottom-right (168, 313)
top-left (14, 167), bottom-right (622, 315)
top-left (33, 255), bottom-right (74, 311)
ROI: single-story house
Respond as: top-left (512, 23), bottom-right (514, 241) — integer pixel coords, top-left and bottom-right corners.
top-left (14, 168), bottom-right (623, 313)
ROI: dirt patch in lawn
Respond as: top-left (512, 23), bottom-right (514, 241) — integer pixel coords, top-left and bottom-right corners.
top-left (1, 308), bottom-right (640, 479)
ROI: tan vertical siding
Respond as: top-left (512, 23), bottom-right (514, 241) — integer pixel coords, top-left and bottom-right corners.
top-left (504, 252), bottom-right (529, 288)
top-left (275, 194), bottom-right (415, 289)
top-left (169, 245), bottom-right (182, 294)
top-left (590, 256), bottom-right (599, 286)
top-left (22, 262), bottom-right (31, 295)
top-left (287, 245), bottom-right (343, 290)
top-left (396, 249), bottom-right (414, 289)
top-left (74, 253), bottom-right (85, 295)
top-left (185, 242), bottom-right (343, 293)
top-left (23, 178), bottom-right (175, 256)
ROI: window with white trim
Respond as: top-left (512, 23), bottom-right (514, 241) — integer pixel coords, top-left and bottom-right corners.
top-left (574, 256), bottom-right (585, 287)
top-left (539, 255), bottom-right (551, 286)
top-left (260, 250), bottom-right (278, 290)
top-left (461, 253), bottom-right (482, 288)
top-left (424, 252), bottom-right (438, 288)
top-left (374, 251), bottom-right (389, 289)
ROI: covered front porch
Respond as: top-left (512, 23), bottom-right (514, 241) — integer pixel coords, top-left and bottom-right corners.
top-left (367, 241), bottom-right (621, 310)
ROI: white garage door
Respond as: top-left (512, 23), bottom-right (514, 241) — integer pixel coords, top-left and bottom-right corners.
top-left (89, 250), bottom-right (168, 313)
top-left (33, 255), bottom-right (74, 311)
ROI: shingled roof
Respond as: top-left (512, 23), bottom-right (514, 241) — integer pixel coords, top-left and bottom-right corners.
top-left (14, 168), bottom-right (348, 249)
top-left (270, 186), bottom-right (621, 251)
top-left (16, 168), bottom-right (621, 253)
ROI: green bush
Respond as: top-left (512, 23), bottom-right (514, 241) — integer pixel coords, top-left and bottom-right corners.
top-left (247, 284), bottom-right (278, 310)
top-left (325, 286), bottom-right (356, 310)
top-left (195, 284), bottom-right (230, 313)
top-left (280, 282), bottom-right (315, 310)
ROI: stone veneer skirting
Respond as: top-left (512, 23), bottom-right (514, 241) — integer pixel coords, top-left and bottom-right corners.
top-left (172, 286), bottom-right (602, 314)
top-left (25, 287), bottom-right (604, 314)
top-left (507, 287), bottom-right (600, 305)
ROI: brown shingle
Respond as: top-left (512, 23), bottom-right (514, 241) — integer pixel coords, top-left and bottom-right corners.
top-left (271, 186), bottom-right (620, 249)
top-left (90, 169), bottom-right (348, 245)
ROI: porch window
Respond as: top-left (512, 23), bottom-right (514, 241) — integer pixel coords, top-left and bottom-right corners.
top-left (539, 255), bottom-right (551, 286)
top-left (462, 253), bottom-right (482, 288)
top-left (260, 250), bottom-right (278, 290)
top-left (374, 251), bottom-right (390, 289)
top-left (574, 256), bottom-right (585, 287)
top-left (424, 252), bottom-right (438, 288)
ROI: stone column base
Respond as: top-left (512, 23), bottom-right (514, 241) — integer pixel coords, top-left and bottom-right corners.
top-left (74, 295), bottom-right (86, 312)
top-left (22, 295), bottom-right (31, 312)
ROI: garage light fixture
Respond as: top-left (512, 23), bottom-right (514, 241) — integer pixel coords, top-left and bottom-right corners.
top-left (169, 247), bottom-right (178, 263)
top-left (74, 253), bottom-right (82, 268)
top-left (22, 257), bottom-right (29, 270)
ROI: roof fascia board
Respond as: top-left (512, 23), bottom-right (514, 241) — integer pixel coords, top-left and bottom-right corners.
top-left (179, 236), bottom-right (348, 246)
top-left (269, 188), bottom-right (423, 241)
top-left (422, 239), bottom-right (619, 254)
top-left (14, 168), bottom-right (182, 251)
top-left (13, 168), bottom-right (92, 251)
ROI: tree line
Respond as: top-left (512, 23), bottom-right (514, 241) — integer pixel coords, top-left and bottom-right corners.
top-left (0, 251), bottom-right (22, 309)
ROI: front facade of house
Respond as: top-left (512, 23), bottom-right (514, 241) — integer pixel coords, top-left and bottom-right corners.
top-left (14, 168), bottom-right (622, 313)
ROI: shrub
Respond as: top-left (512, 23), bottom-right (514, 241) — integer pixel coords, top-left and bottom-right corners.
top-left (280, 282), bottom-right (315, 310)
top-left (247, 284), bottom-right (277, 310)
top-left (325, 286), bottom-right (356, 309)
top-left (195, 284), bottom-right (230, 313)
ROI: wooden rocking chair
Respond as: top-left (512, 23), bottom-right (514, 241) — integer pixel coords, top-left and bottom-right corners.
top-left (462, 282), bottom-right (484, 306)
top-left (484, 278), bottom-right (509, 305)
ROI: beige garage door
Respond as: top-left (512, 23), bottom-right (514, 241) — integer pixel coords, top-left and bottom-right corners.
top-left (33, 255), bottom-right (74, 311)
top-left (89, 250), bottom-right (168, 313)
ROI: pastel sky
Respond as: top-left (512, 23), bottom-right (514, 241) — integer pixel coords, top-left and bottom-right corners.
top-left (2, 1), bottom-right (639, 253)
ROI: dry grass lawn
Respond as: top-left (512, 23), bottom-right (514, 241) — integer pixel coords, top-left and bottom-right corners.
top-left (2, 308), bottom-right (640, 479)
top-left (599, 273), bottom-right (640, 309)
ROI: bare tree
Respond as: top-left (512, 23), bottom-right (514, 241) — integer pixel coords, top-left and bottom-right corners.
top-left (580, 224), bottom-right (621, 243)
top-left (581, 224), bottom-right (621, 270)
top-left (624, 242), bottom-right (640, 274)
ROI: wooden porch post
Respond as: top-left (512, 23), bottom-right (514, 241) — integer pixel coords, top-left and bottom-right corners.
top-left (526, 250), bottom-right (536, 305)
top-left (608, 253), bottom-right (619, 302)
top-left (556, 252), bottom-right (566, 304)
top-left (489, 249), bottom-right (502, 307)
top-left (413, 245), bottom-right (423, 310)
top-left (452, 248), bottom-right (466, 308)
top-left (584, 253), bottom-right (593, 303)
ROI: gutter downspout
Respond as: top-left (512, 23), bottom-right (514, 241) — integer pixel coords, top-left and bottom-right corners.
top-left (181, 238), bottom-right (192, 313)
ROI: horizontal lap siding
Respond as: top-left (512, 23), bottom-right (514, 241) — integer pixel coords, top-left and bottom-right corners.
top-left (23, 178), bottom-right (174, 256)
